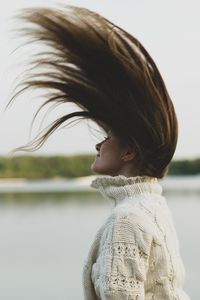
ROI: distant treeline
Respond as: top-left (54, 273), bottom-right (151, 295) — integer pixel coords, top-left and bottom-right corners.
top-left (0, 155), bottom-right (199, 179)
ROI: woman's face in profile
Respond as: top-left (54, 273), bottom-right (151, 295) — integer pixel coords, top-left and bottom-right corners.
top-left (91, 130), bottom-right (128, 176)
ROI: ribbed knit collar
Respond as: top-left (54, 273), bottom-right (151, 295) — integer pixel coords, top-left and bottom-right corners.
top-left (90, 174), bottom-right (163, 206)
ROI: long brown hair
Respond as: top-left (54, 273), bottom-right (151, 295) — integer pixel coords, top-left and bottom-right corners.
top-left (7, 4), bottom-right (178, 178)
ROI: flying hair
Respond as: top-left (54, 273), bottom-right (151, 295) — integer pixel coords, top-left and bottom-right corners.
top-left (7, 4), bottom-right (178, 178)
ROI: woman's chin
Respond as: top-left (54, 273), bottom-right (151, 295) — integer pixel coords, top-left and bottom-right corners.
top-left (91, 161), bottom-right (104, 174)
top-left (91, 165), bottom-right (100, 173)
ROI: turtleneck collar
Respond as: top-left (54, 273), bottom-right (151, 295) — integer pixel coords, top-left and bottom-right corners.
top-left (90, 174), bottom-right (163, 206)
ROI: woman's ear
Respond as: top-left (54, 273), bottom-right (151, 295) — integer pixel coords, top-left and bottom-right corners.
top-left (121, 148), bottom-right (135, 162)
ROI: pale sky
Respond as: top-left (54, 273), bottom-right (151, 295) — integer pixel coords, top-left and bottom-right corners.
top-left (0, 0), bottom-right (199, 159)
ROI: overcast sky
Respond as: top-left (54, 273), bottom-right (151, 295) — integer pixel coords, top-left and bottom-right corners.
top-left (0, 0), bottom-right (199, 159)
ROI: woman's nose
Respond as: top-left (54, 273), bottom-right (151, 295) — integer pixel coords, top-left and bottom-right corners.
top-left (95, 142), bottom-right (101, 151)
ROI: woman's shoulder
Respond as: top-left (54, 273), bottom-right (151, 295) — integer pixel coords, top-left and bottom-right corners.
top-left (98, 210), bottom-right (153, 260)
top-left (106, 199), bottom-right (162, 245)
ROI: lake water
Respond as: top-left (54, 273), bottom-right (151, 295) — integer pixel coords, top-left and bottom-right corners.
top-left (0, 176), bottom-right (199, 299)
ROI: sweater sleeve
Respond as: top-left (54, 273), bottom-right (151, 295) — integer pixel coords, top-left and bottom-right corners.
top-left (94, 214), bottom-right (152, 300)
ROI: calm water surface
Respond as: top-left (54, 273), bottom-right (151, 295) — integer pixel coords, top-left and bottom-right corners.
top-left (0, 177), bottom-right (199, 300)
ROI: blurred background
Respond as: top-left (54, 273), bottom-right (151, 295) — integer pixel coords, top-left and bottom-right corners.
top-left (0, 0), bottom-right (199, 299)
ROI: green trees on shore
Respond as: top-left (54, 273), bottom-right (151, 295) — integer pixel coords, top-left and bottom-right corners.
top-left (168, 158), bottom-right (200, 175)
top-left (0, 155), bottom-right (199, 179)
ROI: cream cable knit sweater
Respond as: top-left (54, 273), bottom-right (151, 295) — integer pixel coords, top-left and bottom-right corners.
top-left (82, 175), bottom-right (190, 300)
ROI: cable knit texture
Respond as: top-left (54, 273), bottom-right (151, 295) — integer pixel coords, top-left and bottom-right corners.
top-left (82, 175), bottom-right (191, 300)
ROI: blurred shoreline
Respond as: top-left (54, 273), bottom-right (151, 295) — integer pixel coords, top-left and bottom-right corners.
top-left (0, 175), bottom-right (200, 193)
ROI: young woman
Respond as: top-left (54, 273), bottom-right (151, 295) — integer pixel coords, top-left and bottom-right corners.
top-left (8, 5), bottom-right (190, 300)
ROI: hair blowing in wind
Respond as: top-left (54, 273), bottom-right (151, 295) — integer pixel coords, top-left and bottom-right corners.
top-left (7, 4), bottom-right (178, 178)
